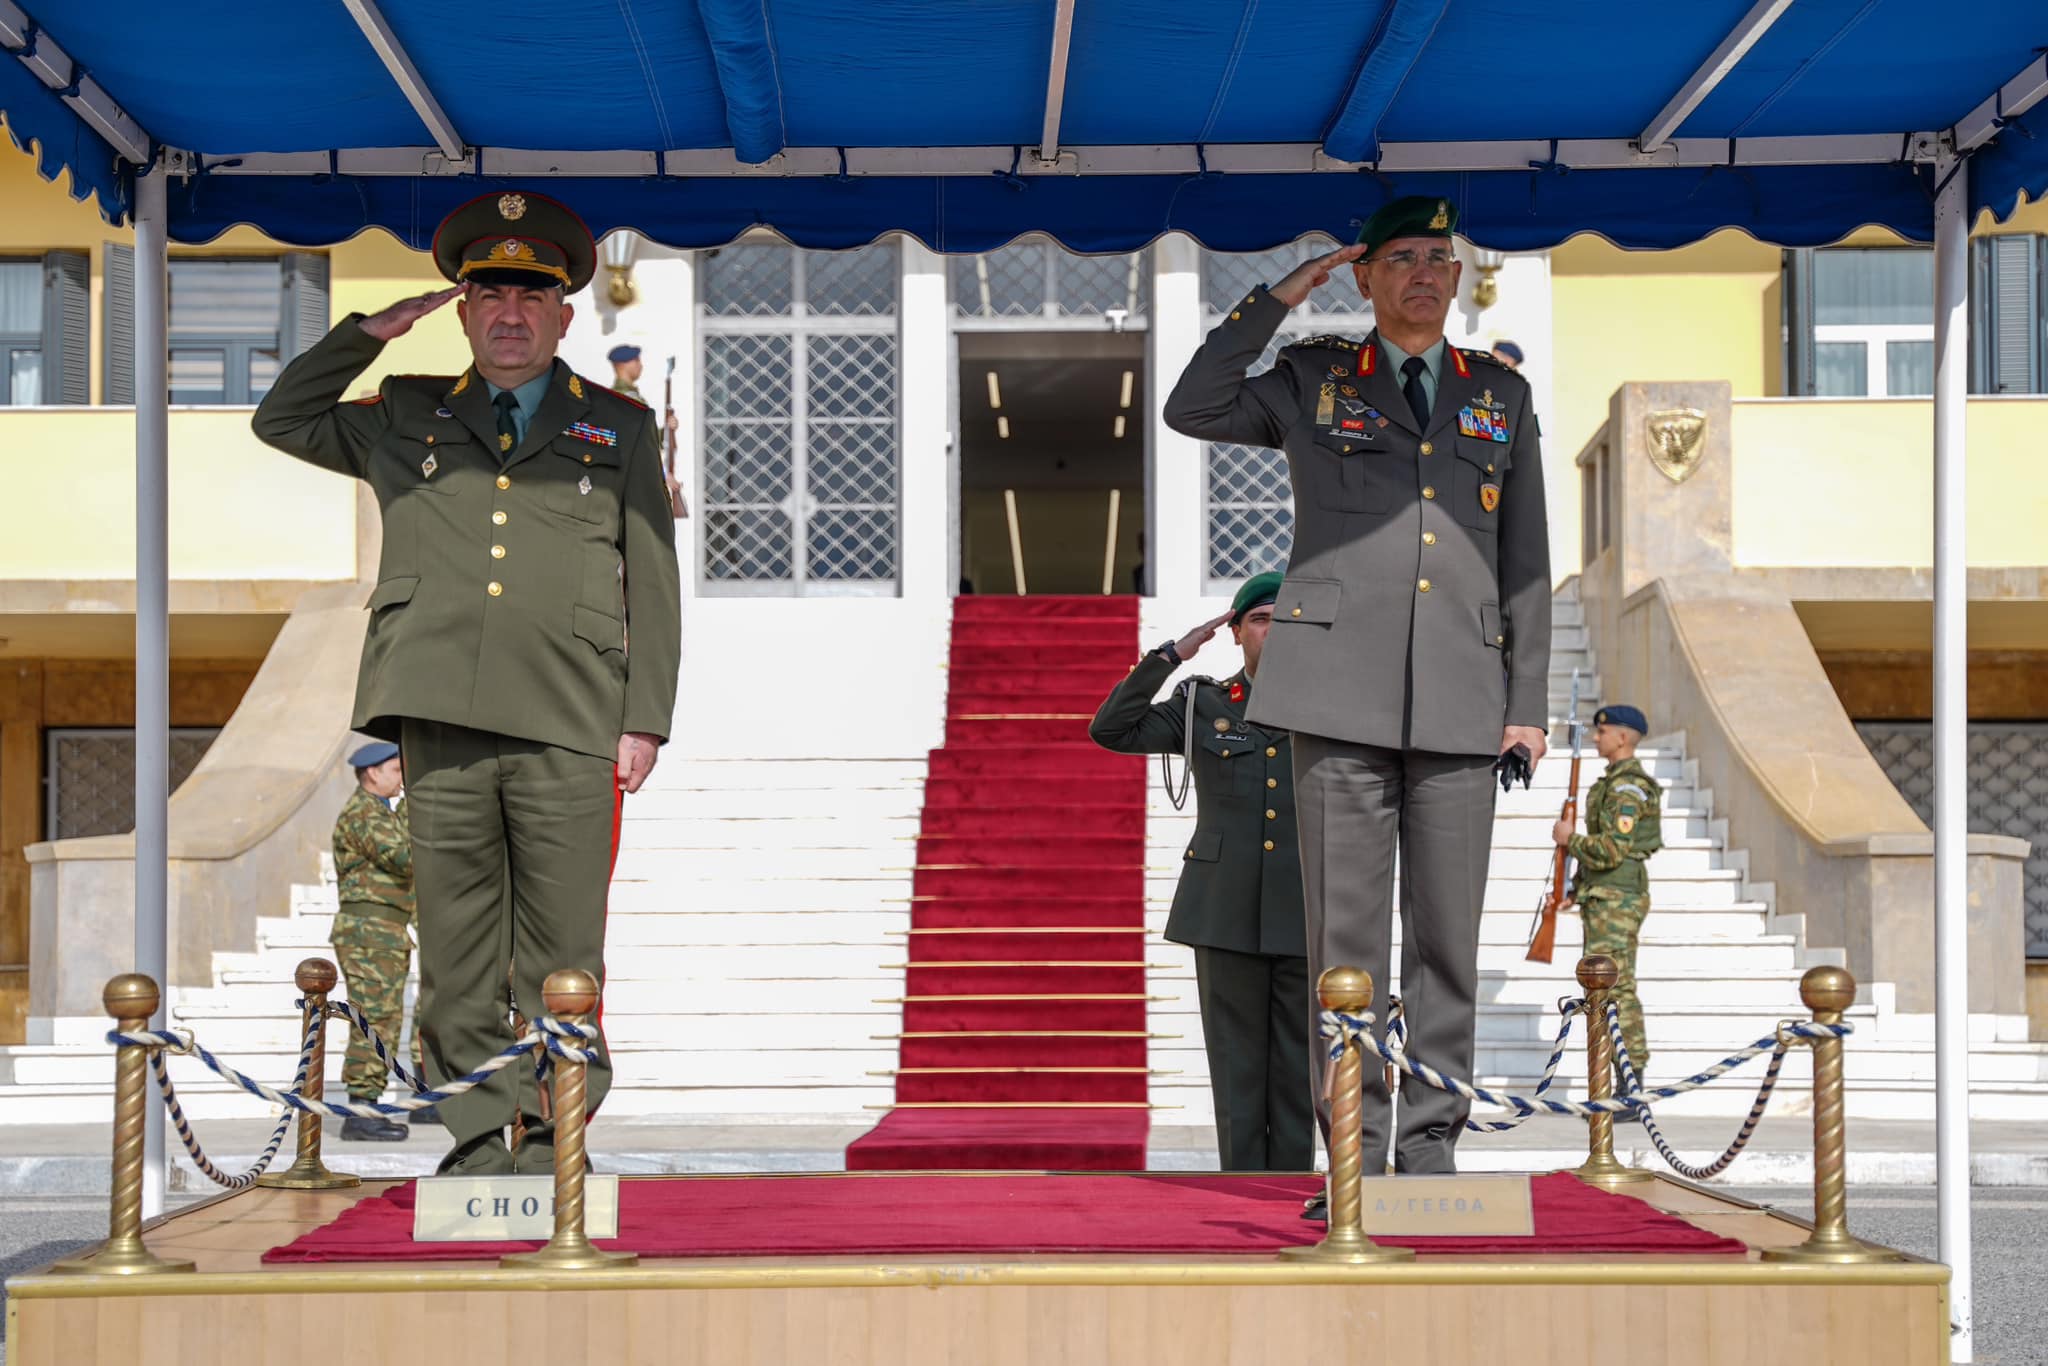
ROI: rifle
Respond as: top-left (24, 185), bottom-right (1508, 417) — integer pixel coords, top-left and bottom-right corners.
top-left (1526, 669), bottom-right (1583, 964)
top-left (662, 356), bottom-right (689, 519)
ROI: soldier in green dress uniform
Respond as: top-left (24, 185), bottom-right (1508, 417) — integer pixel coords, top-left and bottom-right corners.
top-left (1089, 571), bottom-right (1312, 1172)
top-left (253, 190), bottom-right (683, 1175)
top-left (329, 740), bottom-right (430, 1141)
top-left (1552, 704), bottom-right (1663, 1082)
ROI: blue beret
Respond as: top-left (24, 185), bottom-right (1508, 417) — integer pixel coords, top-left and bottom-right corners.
top-left (348, 741), bottom-right (399, 770)
top-left (1231, 571), bottom-right (1284, 623)
top-left (1594, 705), bottom-right (1647, 735)
top-left (1492, 340), bottom-right (1524, 365)
top-left (607, 344), bottom-right (641, 364)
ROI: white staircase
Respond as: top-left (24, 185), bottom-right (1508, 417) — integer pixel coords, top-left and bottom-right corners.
top-left (1144, 579), bottom-right (2048, 1123)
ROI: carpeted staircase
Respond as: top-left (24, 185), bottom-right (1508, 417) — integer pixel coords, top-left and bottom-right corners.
top-left (845, 595), bottom-right (1152, 1170)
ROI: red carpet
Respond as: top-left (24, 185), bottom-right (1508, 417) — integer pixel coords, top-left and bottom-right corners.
top-left (262, 1172), bottom-right (1749, 1263)
top-left (845, 595), bottom-right (1150, 1171)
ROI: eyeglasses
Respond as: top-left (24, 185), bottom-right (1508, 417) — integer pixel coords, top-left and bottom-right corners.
top-left (1365, 248), bottom-right (1456, 273)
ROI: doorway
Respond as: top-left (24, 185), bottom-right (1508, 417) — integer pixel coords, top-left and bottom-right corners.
top-left (956, 331), bottom-right (1145, 596)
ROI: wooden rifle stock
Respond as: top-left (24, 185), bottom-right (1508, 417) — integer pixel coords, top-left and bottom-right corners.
top-left (1526, 748), bottom-right (1582, 964)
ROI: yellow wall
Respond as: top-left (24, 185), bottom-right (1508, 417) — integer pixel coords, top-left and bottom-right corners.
top-left (0, 409), bottom-right (356, 580)
top-left (1730, 398), bottom-right (2048, 568)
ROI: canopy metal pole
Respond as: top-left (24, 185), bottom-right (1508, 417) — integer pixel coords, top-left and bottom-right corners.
top-left (1931, 145), bottom-right (1973, 1364)
top-left (133, 163), bottom-right (170, 1220)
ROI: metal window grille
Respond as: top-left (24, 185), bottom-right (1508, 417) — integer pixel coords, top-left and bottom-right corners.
top-left (45, 728), bottom-right (220, 841)
top-left (698, 242), bottom-right (901, 594)
top-left (1857, 721), bottom-right (2048, 958)
top-left (951, 237), bottom-right (1149, 323)
top-left (1197, 237), bottom-right (1375, 591)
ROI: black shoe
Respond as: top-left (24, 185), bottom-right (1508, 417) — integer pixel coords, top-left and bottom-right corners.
top-left (1301, 1191), bottom-right (1327, 1223)
top-left (340, 1113), bottom-right (408, 1142)
top-left (410, 1103), bottom-right (444, 1127)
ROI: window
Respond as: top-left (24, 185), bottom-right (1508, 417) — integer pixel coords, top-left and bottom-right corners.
top-left (45, 728), bottom-right (220, 840)
top-left (950, 238), bottom-right (1149, 323)
top-left (0, 253), bottom-right (88, 405)
top-left (696, 242), bottom-right (901, 595)
top-left (1785, 239), bottom-right (2048, 396)
top-left (1196, 235), bottom-right (1375, 592)
top-left (101, 249), bottom-right (327, 404)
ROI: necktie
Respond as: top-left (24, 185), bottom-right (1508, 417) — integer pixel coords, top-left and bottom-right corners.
top-left (493, 389), bottom-right (521, 458)
top-left (1400, 355), bottom-right (1431, 431)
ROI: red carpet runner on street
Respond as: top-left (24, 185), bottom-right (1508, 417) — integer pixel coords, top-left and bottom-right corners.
top-left (264, 1173), bottom-right (1748, 1262)
top-left (844, 595), bottom-right (1152, 1170)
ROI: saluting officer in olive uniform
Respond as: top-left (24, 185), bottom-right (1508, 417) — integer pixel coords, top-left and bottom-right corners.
top-left (253, 191), bottom-right (682, 1176)
top-left (1089, 572), bottom-right (1311, 1172)
top-left (1165, 197), bottom-right (1552, 1178)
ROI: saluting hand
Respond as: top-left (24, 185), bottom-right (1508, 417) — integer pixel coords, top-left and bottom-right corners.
top-left (1268, 243), bottom-right (1369, 308)
top-left (617, 731), bottom-right (661, 795)
top-left (359, 284), bottom-right (467, 342)
top-left (1173, 611), bottom-right (1235, 662)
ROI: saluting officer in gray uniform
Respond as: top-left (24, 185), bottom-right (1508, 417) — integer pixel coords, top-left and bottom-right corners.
top-left (1089, 571), bottom-right (1311, 1173)
top-left (1164, 197), bottom-right (1552, 1178)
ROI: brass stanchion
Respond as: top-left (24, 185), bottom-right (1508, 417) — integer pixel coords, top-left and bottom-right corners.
top-left (1280, 967), bottom-right (1414, 1265)
top-left (1573, 954), bottom-right (1653, 1187)
top-left (503, 969), bottom-right (636, 1270)
top-left (52, 975), bottom-right (193, 1275)
top-left (1763, 966), bottom-right (1902, 1264)
top-left (256, 958), bottom-right (359, 1191)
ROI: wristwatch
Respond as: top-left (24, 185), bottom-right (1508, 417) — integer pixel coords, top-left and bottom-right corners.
top-left (1151, 640), bottom-right (1182, 665)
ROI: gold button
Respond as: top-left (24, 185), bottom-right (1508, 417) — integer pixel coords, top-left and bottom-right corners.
top-left (1422, 485), bottom-right (1436, 500)
top-left (486, 581), bottom-right (503, 597)
top-left (1291, 608), bottom-right (1301, 618)
top-left (583, 453), bottom-right (593, 464)
top-left (1230, 311), bottom-right (1242, 320)
top-left (1266, 809), bottom-right (1277, 820)
top-left (1420, 441), bottom-right (1433, 456)
top-left (1496, 635), bottom-right (1506, 644)
top-left (1184, 850), bottom-right (1193, 860)
top-left (425, 435), bottom-right (435, 445)
top-left (1221, 748), bottom-right (1230, 757)
top-left (1266, 778), bottom-right (1278, 789)
top-left (1263, 840), bottom-right (1276, 852)
top-left (1342, 444), bottom-right (1352, 453)
top-left (491, 545), bottom-right (505, 559)
top-left (1265, 747), bottom-right (1277, 758)
top-left (1423, 531), bottom-right (1437, 546)
top-left (496, 475), bottom-right (511, 490)
top-left (1487, 463), bottom-right (1496, 474)
top-left (492, 511), bottom-right (507, 525)
top-left (1418, 578), bottom-right (1432, 593)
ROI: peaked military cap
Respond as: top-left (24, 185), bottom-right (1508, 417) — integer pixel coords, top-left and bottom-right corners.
top-left (1356, 195), bottom-right (1458, 255)
top-left (1593, 704), bottom-right (1648, 735)
top-left (348, 740), bottom-right (400, 770)
top-left (432, 191), bottom-right (596, 292)
top-left (1231, 570), bottom-right (1284, 624)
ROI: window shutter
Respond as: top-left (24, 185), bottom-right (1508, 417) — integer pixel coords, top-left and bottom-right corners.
top-left (281, 252), bottom-right (330, 359)
top-left (1988, 234), bottom-right (2038, 393)
top-left (103, 242), bottom-right (134, 404)
top-left (41, 250), bottom-right (89, 405)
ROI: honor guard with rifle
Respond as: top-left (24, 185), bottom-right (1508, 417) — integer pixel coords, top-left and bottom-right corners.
top-left (1088, 571), bottom-right (1311, 1173)
top-left (1549, 704), bottom-right (1662, 1080)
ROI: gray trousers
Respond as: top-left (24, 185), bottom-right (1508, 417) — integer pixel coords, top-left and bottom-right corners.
top-left (1191, 945), bottom-right (1314, 1172)
top-left (1293, 735), bottom-right (1496, 1174)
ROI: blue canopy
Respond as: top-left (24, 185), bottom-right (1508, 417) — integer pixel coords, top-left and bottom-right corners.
top-left (4, 0), bottom-right (2046, 249)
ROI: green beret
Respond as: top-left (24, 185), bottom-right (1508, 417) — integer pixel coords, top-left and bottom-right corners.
top-left (1231, 571), bottom-right (1284, 623)
top-left (1356, 195), bottom-right (1458, 255)
top-left (432, 190), bottom-right (596, 293)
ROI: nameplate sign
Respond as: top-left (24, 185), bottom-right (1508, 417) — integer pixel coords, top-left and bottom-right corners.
top-left (1355, 1175), bottom-right (1533, 1236)
top-left (413, 1175), bottom-right (620, 1242)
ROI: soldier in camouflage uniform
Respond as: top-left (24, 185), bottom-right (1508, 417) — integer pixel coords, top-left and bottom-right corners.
top-left (1552, 705), bottom-right (1663, 1083)
top-left (331, 740), bottom-right (428, 1140)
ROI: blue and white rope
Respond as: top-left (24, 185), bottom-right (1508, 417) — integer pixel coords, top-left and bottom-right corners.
top-left (108, 1016), bottom-right (598, 1121)
top-left (1318, 1007), bottom-right (1850, 1121)
top-left (1382, 996), bottom-right (1586, 1133)
top-left (1605, 1001), bottom-right (1797, 1180)
top-left (319, 997), bottom-right (428, 1094)
top-left (148, 1010), bottom-right (319, 1189)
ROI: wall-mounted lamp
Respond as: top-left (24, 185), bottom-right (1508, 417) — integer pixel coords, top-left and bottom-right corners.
top-left (602, 230), bottom-right (641, 308)
top-left (1468, 246), bottom-right (1507, 310)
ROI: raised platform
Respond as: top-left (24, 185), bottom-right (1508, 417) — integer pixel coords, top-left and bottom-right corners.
top-left (6, 1171), bottom-right (1948, 1365)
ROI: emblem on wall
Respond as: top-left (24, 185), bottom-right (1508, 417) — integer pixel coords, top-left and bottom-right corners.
top-left (1645, 406), bottom-right (1708, 484)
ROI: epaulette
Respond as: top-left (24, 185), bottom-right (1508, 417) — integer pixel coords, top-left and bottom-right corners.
top-left (1171, 674), bottom-right (1222, 699)
top-left (1462, 347), bottom-right (1515, 371)
top-left (583, 375), bottom-right (650, 410)
top-left (1285, 334), bottom-right (1364, 352)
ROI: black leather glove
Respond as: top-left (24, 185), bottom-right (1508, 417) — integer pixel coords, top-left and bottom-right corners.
top-left (1493, 743), bottom-right (1534, 792)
